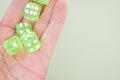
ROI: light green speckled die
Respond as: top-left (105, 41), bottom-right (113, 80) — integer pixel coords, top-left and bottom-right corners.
top-left (24, 2), bottom-right (42, 21)
top-left (33, 0), bottom-right (49, 5)
top-left (3, 36), bottom-right (23, 56)
top-left (16, 22), bottom-right (32, 36)
top-left (20, 31), bottom-right (41, 53)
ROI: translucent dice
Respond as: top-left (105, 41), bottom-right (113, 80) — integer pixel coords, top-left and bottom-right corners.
top-left (16, 22), bottom-right (32, 36)
top-left (24, 2), bottom-right (42, 21)
top-left (3, 1), bottom-right (43, 56)
top-left (20, 31), bottom-right (41, 53)
top-left (33, 0), bottom-right (49, 5)
top-left (3, 36), bottom-right (23, 56)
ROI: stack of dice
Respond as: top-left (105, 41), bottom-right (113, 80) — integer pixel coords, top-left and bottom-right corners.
top-left (3, 0), bottom-right (49, 56)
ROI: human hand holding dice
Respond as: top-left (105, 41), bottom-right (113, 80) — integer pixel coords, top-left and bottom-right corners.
top-left (0, 0), bottom-right (67, 80)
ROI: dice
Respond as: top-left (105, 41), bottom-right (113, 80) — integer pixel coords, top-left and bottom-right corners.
top-left (20, 31), bottom-right (41, 53)
top-left (33, 0), bottom-right (49, 5)
top-left (3, 36), bottom-right (23, 56)
top-left (3, 1), bottom-right (44, 56)
top-left (16, 22), bottom-right (32, 36)
top-left (24, 2), bottom-right (42, 21)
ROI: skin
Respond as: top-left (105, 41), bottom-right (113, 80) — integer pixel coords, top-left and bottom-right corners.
top-left (0, 0), bottom-right (67, 80)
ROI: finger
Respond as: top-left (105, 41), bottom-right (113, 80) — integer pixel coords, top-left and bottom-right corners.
top-left (0, 25), bottom-right (15, 44)
top-left (41, 0), bottom-right (67, 56)
top-left (42, 0), bottom-right (67, 45)
top-left (34, 0), bottom-right (57, 38)
top-left (36, 0), bottom-right (67, 74)
top-left (1, 0), bottom-right (30, 29)
top-left (39, 0), bottom-right (67, 76)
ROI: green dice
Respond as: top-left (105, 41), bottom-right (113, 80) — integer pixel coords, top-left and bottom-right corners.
top-left (3, 1), bottom-right (44, 56)
top-left (20, 31), bottom-right (41, 53)
top-left (24, 2), bottom-right (42, 21)
top-left (33, 0), bottom-right (49, 5)
top-left (3, 36), bottom-right (23, 56)
top-left (16, 22), bottom-right (32, 36)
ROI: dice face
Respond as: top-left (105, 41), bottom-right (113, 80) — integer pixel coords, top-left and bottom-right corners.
top-left (24, 2), bottom-right (42, 21)
top-left (3, 36), bottom-right (23, 56)
top-left (16, 22), bottom-right (32, 36)
top-left (20, 32), bottom-right (41, 53)
top-left (33, 0), bottom-right (49, 5)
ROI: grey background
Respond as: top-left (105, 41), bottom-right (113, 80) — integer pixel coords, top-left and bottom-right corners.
top-left (1, 0), bottom-right (120, 80)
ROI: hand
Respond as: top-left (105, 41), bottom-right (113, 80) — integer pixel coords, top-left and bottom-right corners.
top-left (0, 0), bottom-right (67, 80)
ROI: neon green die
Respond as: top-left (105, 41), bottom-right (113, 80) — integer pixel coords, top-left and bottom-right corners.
top-left (16, 22), bottom-right (32, 36)
top-left (33, 0), bottom-right (49, 5)
top-left (24, 2), bottom-right (42, 21)
top-left (20, 31), bottom-right (41, 53)
top-left (3, 36), bottom-right (23, 56)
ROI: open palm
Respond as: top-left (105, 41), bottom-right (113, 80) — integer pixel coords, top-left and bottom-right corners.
top-left (0, 0), bottom-right (67, 80)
